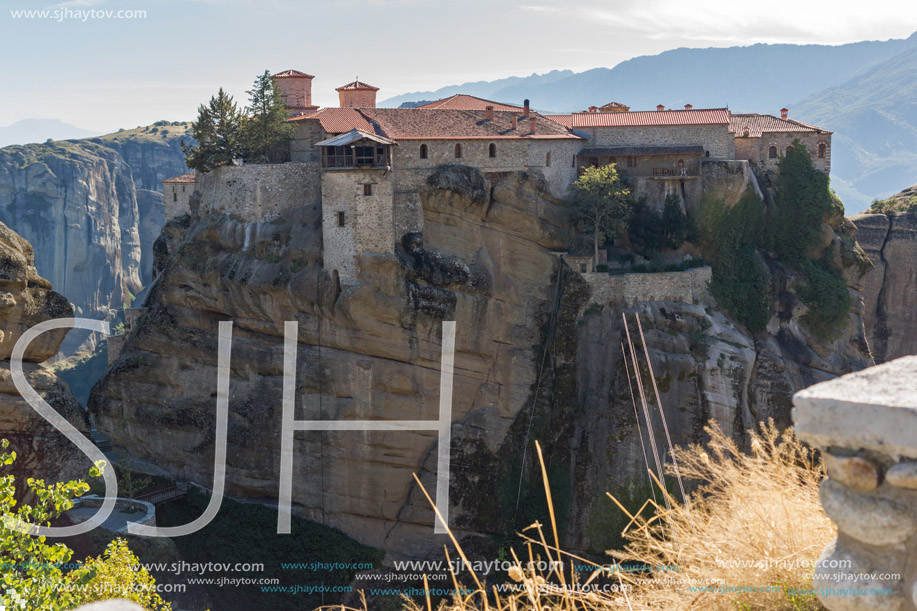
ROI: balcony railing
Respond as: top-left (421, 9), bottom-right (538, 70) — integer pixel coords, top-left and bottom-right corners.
top-left (321, 152), bottom-right (387, 169)
top-left (620, 166), bottom-right (699, 178)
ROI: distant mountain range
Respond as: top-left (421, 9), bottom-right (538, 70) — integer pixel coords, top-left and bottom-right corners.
top-left (0, 119), bottom-right (101, 147)
top-left (383, 33), bottom-right (917, 213)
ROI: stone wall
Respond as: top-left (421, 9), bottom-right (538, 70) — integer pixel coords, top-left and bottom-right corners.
top-left (582, 265), bottom-right (711, 307)
top-left (793, 356), bottom-right (917, 611)
top-left (197, 162), bottom-right (321, 222)
top-left (581, 124), bottom-right (736, 159)
top-left (163, 182), bottom-right (195, 220)
top-left (290, 122), bottom-right (325, 163)
top-left (321, 168), bottom-right (395, 283)
top-left (735, 131), bottom-right (831, 174)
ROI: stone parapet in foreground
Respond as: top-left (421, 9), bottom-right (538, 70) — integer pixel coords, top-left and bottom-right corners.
top-left (793, 355), bottom-right (917, 611)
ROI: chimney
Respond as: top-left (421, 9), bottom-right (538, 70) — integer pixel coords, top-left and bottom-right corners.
top-left (485, 105), bottom-right (494, 121)
top-left (656, 104), bottom-right (665, 111)
top-left (512, 114), bottom-right (518, 130)
top-left (684, 104), bottom-right (693, 110)
top-left (529, 116), bottom-right (537, 134)
top-left (781, 108), bottom-right (789, 120)
top-left (523, 99), bottom-right (530, 116)
top-left (588, 106), bottom-right (598, 113)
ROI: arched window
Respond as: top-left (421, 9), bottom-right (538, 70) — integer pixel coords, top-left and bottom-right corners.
top-left (420, 144), bottom-right (428, 159)
top-left (545, 152), bottom-right (551, 167)
top-left (488, 143), bottom-right (496, 158)
top-left (818, 143), bottom-right (827, 159)
top-left (455, 143), bottom-right (462, 159)
top-left (768, 146), bottom-right (777, 159)
top-left (786, 146), bottom-right (793, 157)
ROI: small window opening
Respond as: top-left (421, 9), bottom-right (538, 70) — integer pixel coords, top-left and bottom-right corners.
top-left (363, 184), bottom-right (373, 196)
top-left (455, 143), bottom-right (462, 158)
top-left (768, 146), bottom-right (778, 159)
top-left (420, 144), bottom-right (427, 159)
top-left (337, 211), bottom-right (345, 226)
top-left (488, 143), bottom-right (496, 158)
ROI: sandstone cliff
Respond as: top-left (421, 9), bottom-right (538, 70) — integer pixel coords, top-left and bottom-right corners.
top-left (0, 124), bottom-right (190, 354)
top-left (0, 221), bottom-right (90, 488)
top-left (851, 212), bottom-right (917, 362)
top-left (89, 162), bottom-right (876, 559)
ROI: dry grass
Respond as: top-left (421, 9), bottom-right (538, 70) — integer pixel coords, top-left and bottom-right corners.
top-left (606, 420), bottom-right (833, 610)
top-left (323, 420), bottom-right (832, 611)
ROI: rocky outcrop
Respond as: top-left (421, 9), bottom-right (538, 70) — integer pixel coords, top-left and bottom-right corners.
top-left (851, 212), bottom-right (917, 362)
top-left (0, 125), bottom-right (190, 354)
top-left (90, 170), bottom-right (568, 557)
top-left (0, 221), bottom-right (90, 488)
top-left (90, 163), bottom-right (874, 559)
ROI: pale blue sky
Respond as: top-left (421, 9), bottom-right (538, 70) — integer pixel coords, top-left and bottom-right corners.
top-left (1, 0), bottom-right (915, 132)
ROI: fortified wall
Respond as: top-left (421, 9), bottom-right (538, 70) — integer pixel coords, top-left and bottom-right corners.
top-left (196, 162), bottom-right (321, 222)
top-left (582, 265), bottom-right (712, 308)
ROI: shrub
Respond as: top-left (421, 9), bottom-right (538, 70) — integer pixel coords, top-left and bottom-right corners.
top-left (0, 439), bottom-right (171, 610)
top-left (797, 258), bottom-right (852, 342)
top-left (697, 192), bottom-right (771, 332)
top-left (766, 141), bottom-right (840, 265)
top-left (628, 193), bottom-right (688, 253)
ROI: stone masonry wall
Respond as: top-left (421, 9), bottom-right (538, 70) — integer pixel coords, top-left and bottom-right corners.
top-left (164, 182), bottom-right (195, 220)
top-left (582, 265), bottom-right (711, 308)
top-left (290, 122), bottom-right (325, 163)
top-left (321, 168), bottom-right (394, 283)
top-left (582, 124), bottom-right (736, 159)
top-left (735, 132), bottom-right (831, 174)
top-left (197, 162), bottom-right (321, 222)
top-left (793, 356), bottom-right (917, 611)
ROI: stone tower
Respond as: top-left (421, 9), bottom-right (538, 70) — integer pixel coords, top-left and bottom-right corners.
top-left (273, 69), bottom-right (318, 114)
top-left (336, 79), bottom-right (379, 109)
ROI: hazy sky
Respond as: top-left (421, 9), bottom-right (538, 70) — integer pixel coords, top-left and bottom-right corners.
top-left (1, 0), bottom-right (915, 132)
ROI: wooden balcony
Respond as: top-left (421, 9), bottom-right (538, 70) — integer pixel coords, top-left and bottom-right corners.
top-left (621, 166), bottom-right (699, 179)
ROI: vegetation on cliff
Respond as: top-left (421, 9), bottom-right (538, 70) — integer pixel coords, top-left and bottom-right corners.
top-left (868, 182), bottom-right (917, 215)
top-left (0, 441), bottom-right (171, 610)
top-left (694, 141), bottom-right (853, 340)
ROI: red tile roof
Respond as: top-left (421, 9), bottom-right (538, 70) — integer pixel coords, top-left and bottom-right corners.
top-left (162, 171), bottom-right (197, 184)
top-left (290, 107), bottom-right (579, 140)
top-left (287, 108), bottom-right (375, 134)
top-left (416, 94), bottom-right (523, 112)
top-left (273, 69), bottom-right (314, 79)
top-left (547, 108), bottom-right (730, 128)
top-left (336, 80), bottom-right (379, 91)
top-left (730, 113), bottom-right (831, 137)
top-left (361, 108), bottom-right (579, 140)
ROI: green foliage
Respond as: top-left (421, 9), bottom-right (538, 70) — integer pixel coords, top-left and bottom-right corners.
top-left (244, 70), bottom-right (295, 163)
top-left (0, 440), bottom-right (170, 610)
top-left (182, 87), bottom-right (244, 173)
top-left (868, 193), bottom-right (917, 215)
top-left (766, 140), bottom-right (841, 265)
top-left (796, 258), bottom-right (852, 342)
top-left (157, 487), bottom-right (383, 610)
top-left (569, 164), bottom-right (632, 261)
top-left (698, 191), bottom-right (771, 332)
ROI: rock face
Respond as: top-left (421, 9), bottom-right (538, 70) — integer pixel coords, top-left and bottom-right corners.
top-left (0, 125), bottom-right (190, 354)
top-left (90, 166), bottom-right (873, 558)
top-left (0, 221), bottom-right (90, 489)
top-left (851, 212), bottom-right (917, 362)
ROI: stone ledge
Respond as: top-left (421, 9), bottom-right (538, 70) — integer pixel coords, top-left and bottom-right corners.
top-left (792, 355), bottom-right (917, 458)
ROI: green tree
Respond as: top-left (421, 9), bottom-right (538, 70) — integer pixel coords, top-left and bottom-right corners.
top-left (182, 88), bottom-right (244, 173)
top-left (243, 70), bottom-right (295, 163)
top-left (0, 439), bottom-right (170, 610)
top-left (569, 164), bottom-right (632, 267)
top-left (766, 140), bottom-right (841, 264)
